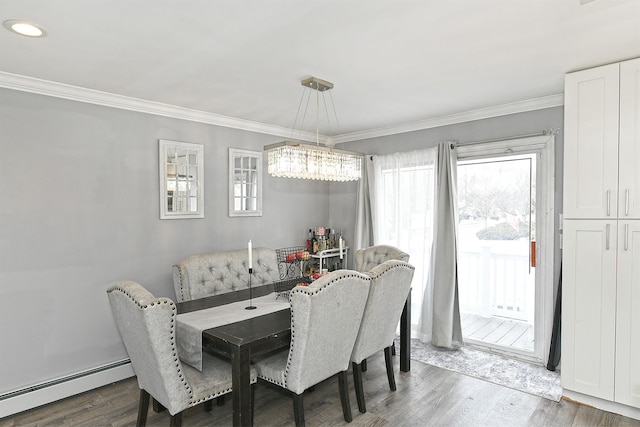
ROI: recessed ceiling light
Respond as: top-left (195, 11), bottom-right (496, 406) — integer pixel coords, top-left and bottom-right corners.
top-left (3, 20), bottom-right (47, 37)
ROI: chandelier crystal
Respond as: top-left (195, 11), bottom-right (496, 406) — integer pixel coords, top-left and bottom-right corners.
top-left (265, 141), bottom-right (362, 181)
top-left (264, 77), bottom-right (362, 182)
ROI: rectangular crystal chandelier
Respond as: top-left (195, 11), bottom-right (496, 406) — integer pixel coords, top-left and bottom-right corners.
top-left (265, 141), bottom-right (362, 181)
top-left (264, 77), bottom-right (363, 182)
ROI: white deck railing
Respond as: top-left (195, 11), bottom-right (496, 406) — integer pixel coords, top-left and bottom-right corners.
top-left (458, 246), bottom-right (533, 322)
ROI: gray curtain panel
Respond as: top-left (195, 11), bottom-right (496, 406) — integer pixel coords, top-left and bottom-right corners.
top-left (426, 142), bottom-right (463, 348)
top-left (354, 156), bottom-right (375, 251)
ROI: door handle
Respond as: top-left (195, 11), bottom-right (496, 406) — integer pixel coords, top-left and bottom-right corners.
top-left (625, 224), bottom-right (629, 251)
top-left (626, 189), bottom-right (630, 216)
top-left (607, 190), bottom-right (611, 216)
top-left (606, 224), bottom-right (610, 250)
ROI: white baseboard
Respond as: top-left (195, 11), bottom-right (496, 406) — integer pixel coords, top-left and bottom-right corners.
top-left (563, 389), bottom-right (640, 421)
top-left (0, 361), bottom-right (134, 419)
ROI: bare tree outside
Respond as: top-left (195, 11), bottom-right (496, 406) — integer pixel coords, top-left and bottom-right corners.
top-left (458, 157), bottom-right (534, 239)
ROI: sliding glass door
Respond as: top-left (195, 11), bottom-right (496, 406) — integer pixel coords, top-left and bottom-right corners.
top-left (458, 155), bottom-right (536, 353)
top-left (456, 136), bottom-right (554, 363)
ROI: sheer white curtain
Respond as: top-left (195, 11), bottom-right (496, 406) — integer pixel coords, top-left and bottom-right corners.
top-left (369, 148), bottom-right (437, 340)
top-left (356, 144), bottom-right (463, 347)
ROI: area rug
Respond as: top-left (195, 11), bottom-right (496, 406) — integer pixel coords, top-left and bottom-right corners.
top-left (401, 337), bottom-right (562, 402)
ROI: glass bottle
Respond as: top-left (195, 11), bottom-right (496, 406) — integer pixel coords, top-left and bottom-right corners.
top-left (311, 230), bottom-right (318, 254)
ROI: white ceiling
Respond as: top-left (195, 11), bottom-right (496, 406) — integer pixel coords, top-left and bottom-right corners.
top-left (1, 0), bottom-right (639, 142)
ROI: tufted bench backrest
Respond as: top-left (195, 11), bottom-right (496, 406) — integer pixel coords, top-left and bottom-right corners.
top-left (172, 247), bottom-right (280, 302)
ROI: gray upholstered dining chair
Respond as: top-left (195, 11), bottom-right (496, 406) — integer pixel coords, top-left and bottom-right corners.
top-left (350, 260), bottom-right (415, 413)
top-left (106, 281), bottom-right (257, 426)
top-left (355, 244), bottom-right (410, 359)
top-left (253, 270), bottom-right (371, 427)
top-left (354, 244), bottom-right (410, 273)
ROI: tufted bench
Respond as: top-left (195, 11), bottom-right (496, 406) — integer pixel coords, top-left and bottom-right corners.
top-left (172, 247), bottom-right (280, 302)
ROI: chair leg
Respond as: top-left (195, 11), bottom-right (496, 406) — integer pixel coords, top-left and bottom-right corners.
top-left (338, 371), bottom-right (353, 422)
top-left (137, 389), bottom-right (150, 427)
top-left (169, 412), bottom-right (182, 427)
top-left (391, 340), bottom-right (396, 356)
top-left (351, 362), bottom-right (366, 413)
top-left (361, 359), bottom-right (367, 372)
top-left (152, 397), bottom-right (166, 413)
top-left (204, 400), bottom-right (213, 412)
top-left (292, 393), bottom-right (305, 427)
top-left (384, 346), bottom-right (397, 391)
top-left (217, 395), bottom-right (225, 406)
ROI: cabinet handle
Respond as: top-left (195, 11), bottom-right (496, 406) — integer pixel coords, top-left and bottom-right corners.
top-left (626, 189), bottom-right (630, 216)
top-left (606, 224), bottom-right (610, 250)
top-left (607, 190), bottom-right (611, 216)
top-left (625, 224), bottom-right (629, 251)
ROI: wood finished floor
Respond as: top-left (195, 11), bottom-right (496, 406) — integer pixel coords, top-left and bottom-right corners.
top-left (461, 313), bottom-right (534, 352)
top-left (1, 352), bottom-right (639, 427)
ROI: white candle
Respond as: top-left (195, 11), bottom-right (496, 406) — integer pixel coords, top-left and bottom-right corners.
top-left (339, 237), bottom-right (343, 260)
top-left (248, 239), bottom-right (253, 270)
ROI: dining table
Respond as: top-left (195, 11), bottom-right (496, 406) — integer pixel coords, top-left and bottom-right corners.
top-left (176, 278), bottom-right (411, 427)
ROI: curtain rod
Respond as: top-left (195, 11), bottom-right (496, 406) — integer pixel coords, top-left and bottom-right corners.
top-left (455, 129), bottom-right (558, 147)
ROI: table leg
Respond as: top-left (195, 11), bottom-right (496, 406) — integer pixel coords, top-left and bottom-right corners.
top-left (400, 288), bottom-right (411, 372)
top-left (231, 347), bottom-right (253, 426)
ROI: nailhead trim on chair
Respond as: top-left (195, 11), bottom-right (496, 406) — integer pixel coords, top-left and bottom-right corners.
top-left (173, 267), bottom-right (187, 302)
top-left (107, 286), bottom-right (196, 403)
top-left (108, 283), bottom-right (251, 411)
top-left (368, 261), bottom-right (415, 280)
top-left (279, 273), bottom-right (372, 387)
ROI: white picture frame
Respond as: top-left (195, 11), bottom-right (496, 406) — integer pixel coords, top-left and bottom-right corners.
top-left (159, 139), bottom-right (204, 219)
top-left (229, 148), bottom-right (262, 217)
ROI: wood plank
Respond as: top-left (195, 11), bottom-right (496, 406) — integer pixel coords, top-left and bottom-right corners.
top-left (462, 315), bottom-right (491, 335)
top-left (482, 318), bottom-right (519, 344)
top-left (496, 321), bottom-right (529, 347)
top-left (511, 321), bottom-right (535, 351)
top-left (468, 317), bottom-right (505, 341)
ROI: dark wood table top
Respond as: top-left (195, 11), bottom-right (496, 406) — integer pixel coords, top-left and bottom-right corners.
top-left (177, 283), bottom-right (275, 314)
top-left (176, 277), bottom-right (308, 314)
top-left (201, 309), bottom-right (293, 362)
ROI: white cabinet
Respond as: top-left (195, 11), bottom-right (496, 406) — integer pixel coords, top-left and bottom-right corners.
top-left (619, 60), bottom-right (640, 219)
top-left (562, 220), bottom-right (617, 400)
top-left (615, 221), bottom-right (640, 408)
top-left (563, 57), bottom-right (640, 409)
top-left (564, 58), bottom-right (640, 220)
top-left (563, 63), bottom-right (619, 219)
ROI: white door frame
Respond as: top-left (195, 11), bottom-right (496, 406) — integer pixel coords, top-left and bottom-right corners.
top-left (457, 135), bottom-right (555, 363)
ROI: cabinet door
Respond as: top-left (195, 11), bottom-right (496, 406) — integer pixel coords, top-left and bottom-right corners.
top-left (619, 58), bottom-right (640, 219)
top-left (562, 220), bottom-right (617, 400)
top-left (564, 63), bottom-right (620, 219)
top-left (615, 220), bottom-right (640, 408)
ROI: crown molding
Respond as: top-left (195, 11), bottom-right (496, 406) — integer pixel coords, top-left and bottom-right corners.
top-left (0, 71), bottom-right (563, 144)
top-left (332, 93), bottom-right (564, 144)
top-left (0, 71), bottom-right (322, 142)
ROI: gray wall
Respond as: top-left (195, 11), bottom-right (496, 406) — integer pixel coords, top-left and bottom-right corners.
top-left (0, 88), bottom-right (332, 395)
